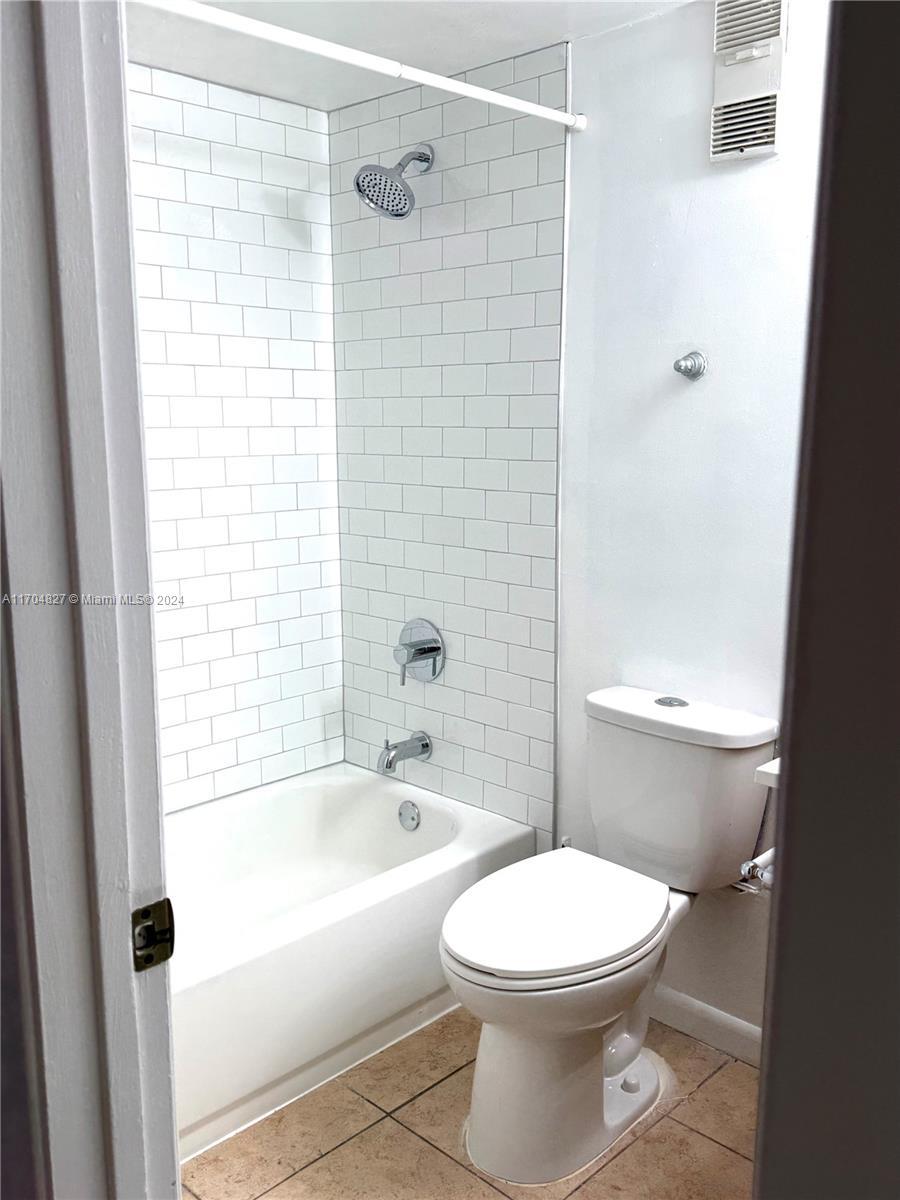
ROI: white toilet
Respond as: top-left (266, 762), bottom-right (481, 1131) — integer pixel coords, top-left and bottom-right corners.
top-left (440, 685), bottom-right (778, 1186)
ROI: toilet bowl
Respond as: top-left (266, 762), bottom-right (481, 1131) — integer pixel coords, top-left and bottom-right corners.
top-left (440, 848), bottom-right (693, 1185)
top-left (439, 685), bottom-right (778, 1186)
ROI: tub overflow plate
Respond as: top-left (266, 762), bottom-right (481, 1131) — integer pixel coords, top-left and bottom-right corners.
top-left (398, 800), bottom-right (421, 831)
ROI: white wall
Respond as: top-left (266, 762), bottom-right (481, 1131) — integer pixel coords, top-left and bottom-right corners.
top-left (559, 1), bottom-right (829, 1032)
top-left (331, 47), bottom-right (567, 842)
top-left (128, 66), bottom-right (343, 812)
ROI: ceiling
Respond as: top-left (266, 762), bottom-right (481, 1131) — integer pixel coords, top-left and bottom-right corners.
top-left (125, 0), bottom-right (684, 112)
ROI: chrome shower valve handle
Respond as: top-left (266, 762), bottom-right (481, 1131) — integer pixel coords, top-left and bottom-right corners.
top-left (392, 618), bottom-right (445, 686)
top-left (394, 638), bottom-right (442, 685)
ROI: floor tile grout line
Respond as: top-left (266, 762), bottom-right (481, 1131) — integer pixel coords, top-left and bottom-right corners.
top-left (563, 1103), bottom-right (684, 1198)
top-left (597, 1105), bottom-right (675, 1168)
top-left (666, 1111), bottom-right (756, 1163)
top-left (666, 1054), bottom-right (739, 1116)
top-left (250, 1111), bottom-right (510, 1200)
top-left (701, 1055), bottom-right (738, 1083)
top-left (345, 1052), bottom-right (479, 1117)
top-left (246, 1113), bottom-right (391, 1200)
top-left (390, 1055), bottom-right (479, 1113)
top-left (391, 1112), bottom-right (521, 1199)
top-left (345, 1085), bottom-right (392, 1116)
top-left (664, 1051), bottom-right (758, 1160)
top-left (391, 1115), bottom-right (510, 1198)
top-left (696, 1054), bottom-right (737, 1084)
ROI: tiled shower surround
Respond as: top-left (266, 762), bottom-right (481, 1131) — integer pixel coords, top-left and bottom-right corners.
top-left (129, 65), bottom-right (343, 812)
top-left (332, 46), bottom-right (565, 843)
top-left (130, 47), bottom-right (565, 840)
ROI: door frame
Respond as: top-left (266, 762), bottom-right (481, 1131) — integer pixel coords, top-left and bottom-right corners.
top-left (755, 2), bottom-right (900, 1195)
top-left (2, 1), bottom-right (179, 1195)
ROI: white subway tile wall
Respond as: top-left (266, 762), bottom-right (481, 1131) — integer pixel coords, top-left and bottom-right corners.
top-left (128, 65), bottom-right (343, 812)
top-left (129, 47), bottom-right (564, 839)
top-left (332, 46), bottom-right (565, 847)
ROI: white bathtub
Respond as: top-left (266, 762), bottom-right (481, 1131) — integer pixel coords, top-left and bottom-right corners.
top-left (165, 762), bottom-right (534, 1157)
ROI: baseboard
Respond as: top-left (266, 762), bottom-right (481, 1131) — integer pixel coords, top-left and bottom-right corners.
top-left (650, 984), bottom-right (762, 1066)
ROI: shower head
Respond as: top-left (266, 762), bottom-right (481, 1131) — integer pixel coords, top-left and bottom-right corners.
top-left (353, 143), bottom-right (434, 219)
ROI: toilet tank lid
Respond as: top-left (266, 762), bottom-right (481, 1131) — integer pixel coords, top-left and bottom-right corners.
top-left (585, 686), bottom-right (778, 749)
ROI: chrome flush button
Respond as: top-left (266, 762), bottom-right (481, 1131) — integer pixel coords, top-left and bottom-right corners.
top-left (655, 696), bottom-right (689, 707)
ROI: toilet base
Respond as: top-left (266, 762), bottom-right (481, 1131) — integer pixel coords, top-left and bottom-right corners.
top-left (466, 1028), bottom-right (660, 1186)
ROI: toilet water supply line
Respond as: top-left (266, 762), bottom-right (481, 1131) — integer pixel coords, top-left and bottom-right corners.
top-left (133, 0), bottom-right (589, 131)
top-left (739, 846), bottom-right (776, 891)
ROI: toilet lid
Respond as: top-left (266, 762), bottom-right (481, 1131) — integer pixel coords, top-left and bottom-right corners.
top-left (441, 848), bottom-right (671, 980)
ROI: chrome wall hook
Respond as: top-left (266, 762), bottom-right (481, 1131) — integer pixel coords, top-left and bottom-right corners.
top-left (673, 351), bottom-right (708, 380)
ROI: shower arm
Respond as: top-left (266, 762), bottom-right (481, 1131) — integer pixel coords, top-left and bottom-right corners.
top-left (132, 0), bottom-right (588, 131)
top-left (397, 148), bottom-right (431, 172)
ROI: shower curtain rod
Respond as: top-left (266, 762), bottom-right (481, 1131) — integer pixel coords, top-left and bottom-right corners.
top-left (132, 0), bottom-right (588, 131)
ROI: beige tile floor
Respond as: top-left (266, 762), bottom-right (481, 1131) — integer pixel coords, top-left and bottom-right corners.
top-left (182, 1012), bottom-right (758, 1200)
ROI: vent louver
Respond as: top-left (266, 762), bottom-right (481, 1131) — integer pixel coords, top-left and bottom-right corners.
top-left (711, 94), bottom-right (778, 158)
top-left (715, 0), bottom-right (783, 53)
top-left (710, 0), bottom-right (787, 161)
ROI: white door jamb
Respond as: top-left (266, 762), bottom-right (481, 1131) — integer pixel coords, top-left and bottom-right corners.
top-left (2, 1), bottom-right (179, 1195)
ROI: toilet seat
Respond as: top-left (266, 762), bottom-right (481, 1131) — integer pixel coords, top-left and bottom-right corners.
top-left (440, 848), bottom-right (671, 990)
top-left (441, 919), bottom-right (670, 992)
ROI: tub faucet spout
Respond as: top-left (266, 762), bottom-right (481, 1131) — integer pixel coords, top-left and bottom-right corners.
top-left (377, 731), bottom-right (432, 774)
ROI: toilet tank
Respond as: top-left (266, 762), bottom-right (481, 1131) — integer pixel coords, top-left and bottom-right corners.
top-left (585, 686), bottom-right (778, 892)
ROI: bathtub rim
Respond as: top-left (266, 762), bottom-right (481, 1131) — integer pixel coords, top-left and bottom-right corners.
top-left (166, 762), bottom-right (535, 993)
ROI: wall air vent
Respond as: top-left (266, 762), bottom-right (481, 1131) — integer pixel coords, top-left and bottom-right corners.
top-left (710, 0), bottom-right (787, 161)
top-left (715, 0), bottom-right (783, 52)
top-left (711, 94), bottom-right (778, 158)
